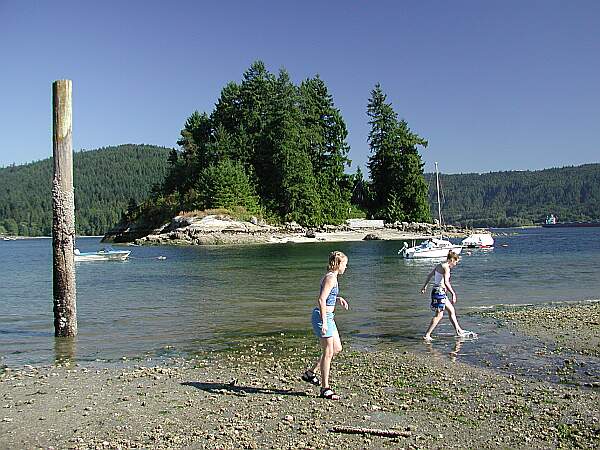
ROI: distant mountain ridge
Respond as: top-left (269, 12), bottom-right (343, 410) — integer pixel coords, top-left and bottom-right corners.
top-left (0, 144), bottom-right (171, 236)
top-left (427, 163), bottom-right (600, 227)
top-left (2, 148), bottom-right (598, 235)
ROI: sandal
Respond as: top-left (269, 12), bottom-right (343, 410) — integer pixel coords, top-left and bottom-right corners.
top-left (301, 370), bottom-right (320, 386)
top-left (320, 387), bottom-right (340, 400)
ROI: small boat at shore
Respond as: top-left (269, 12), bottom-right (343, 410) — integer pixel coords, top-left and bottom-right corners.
top-left (399, 162), bottom-right (463, 259)
top-left (399, 238), bottom-right (463, 259)
top-left (74, 248), bottom-right (131, 262)
top-left (461, 233), bottom-right (494, 248)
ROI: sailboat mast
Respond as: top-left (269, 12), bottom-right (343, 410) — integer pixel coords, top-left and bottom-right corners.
top-left (435, 162), bottom-right (442, 226)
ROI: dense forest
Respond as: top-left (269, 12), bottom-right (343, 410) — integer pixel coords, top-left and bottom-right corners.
top-left (0, 144), bottom-right (171, 236)
top-left (429, 164), bottom-right (600, 227)
top-left (2, 147), bottom-right (598, 236)
top-left (130, 61), bottom-right (430, 229)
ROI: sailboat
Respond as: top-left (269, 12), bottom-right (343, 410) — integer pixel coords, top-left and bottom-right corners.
top-left (399, 162), bottom-right (463, 259)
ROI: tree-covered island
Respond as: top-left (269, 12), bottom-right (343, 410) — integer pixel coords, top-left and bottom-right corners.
top-left (119, 61), bottom-right (430, 238)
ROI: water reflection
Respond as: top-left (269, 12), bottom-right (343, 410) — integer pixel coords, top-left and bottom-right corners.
top-left (54, 336), bottom-right (76, 365)
top-left (423, 336), bottom-right (468, 362)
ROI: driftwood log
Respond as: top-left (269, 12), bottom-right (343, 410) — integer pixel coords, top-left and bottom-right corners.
top-left (330, 425), bottom-right (412, 437)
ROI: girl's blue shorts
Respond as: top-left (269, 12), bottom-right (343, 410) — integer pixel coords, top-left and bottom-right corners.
top-left (311, 307), bottom-right (337, 338)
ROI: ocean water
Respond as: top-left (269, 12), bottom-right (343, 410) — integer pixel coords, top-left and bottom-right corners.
top-left (1, 227), bottom-right (599, 379)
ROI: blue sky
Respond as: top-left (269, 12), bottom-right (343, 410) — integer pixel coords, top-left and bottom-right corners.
top-left (1, 0), bottom-right (598, 174)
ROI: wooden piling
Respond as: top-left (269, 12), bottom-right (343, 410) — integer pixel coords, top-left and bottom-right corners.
top-left (52, 80), bottom-right (77, 337)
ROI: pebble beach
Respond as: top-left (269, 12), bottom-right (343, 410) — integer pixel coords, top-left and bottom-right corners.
top-left (1, 302), bottom-right (599, 449)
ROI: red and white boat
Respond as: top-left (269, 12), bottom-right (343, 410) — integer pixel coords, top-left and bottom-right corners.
top-left (461, 233), bottom-right (494, 249)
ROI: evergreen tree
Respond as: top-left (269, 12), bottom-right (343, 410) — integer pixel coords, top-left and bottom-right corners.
top-left (197, 159), bottom-right (261, 214)
top-left (350, 166), bottom-right (370, 209)
top-left (367, 84), bottom-right (400, 218)
top-left (366, 84), bottom-right (429, 222)
top-left (299, 76), bottom-right (352, 223)
top-left (240, 62), bottom-right (278, 200)
top-left (396, 120), bottom-right (430, 222)
top-left (267, 70), bottom-right (321, 224)
top-left (137, 61), bottom-right (355, 227)
top-left (168, 111), bottom-right (213, 199)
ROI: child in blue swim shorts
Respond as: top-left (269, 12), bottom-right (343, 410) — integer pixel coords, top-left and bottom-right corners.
top-left (420, 251), bottom-right (475, 341)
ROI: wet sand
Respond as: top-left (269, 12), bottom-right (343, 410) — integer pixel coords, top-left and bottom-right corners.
top-left (1, 302), bottom-right (599, 449)
top-left (477, 300), bottom-right (600, 357)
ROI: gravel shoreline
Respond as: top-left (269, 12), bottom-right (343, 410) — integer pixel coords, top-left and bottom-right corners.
top-left (476, 300), bottom-right (600, 357)
top-left (2, 302), bottom-right (599, 449)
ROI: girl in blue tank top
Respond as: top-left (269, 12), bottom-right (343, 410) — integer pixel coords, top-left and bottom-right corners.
top-left (301, 251), bottom-right (349, 400)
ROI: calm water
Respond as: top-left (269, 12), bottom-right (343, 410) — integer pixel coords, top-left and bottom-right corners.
top-left (1, 228), bottom-right (599, 379)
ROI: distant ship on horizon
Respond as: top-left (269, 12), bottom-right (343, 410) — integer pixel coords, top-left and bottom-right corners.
top-left (542, 214), bottom-right (600, 228)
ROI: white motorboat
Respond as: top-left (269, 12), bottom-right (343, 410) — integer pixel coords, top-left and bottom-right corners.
top-left (398, 162), bottom-right (462, 259)
top-left (399, 238), bottom-right (463, 259)
top-left (74, 248), bottom-right (131, 262)
top-left (461, 233), bottom-right (494, 248)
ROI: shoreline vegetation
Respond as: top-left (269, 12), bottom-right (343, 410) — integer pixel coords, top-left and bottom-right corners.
top-left (1, 301), bottom-right (598, 449)
top-left (1, 63), bottom-right (599, 240)
top-left (2, 153), bottom-right (599, 239)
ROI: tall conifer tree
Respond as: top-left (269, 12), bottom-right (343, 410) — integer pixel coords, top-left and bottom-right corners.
top-left (268, 70), bottom-right (321, 224)
top-left (299, 76), bottom-right (352, 223)
top-left (366, 84), bottom-right (430, 222)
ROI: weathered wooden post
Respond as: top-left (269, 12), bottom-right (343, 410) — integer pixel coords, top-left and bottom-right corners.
top-left (52, 79), bottom-right (77, 337)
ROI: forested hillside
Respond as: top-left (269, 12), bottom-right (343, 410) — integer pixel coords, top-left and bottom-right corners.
top-left (0, 144), bottom-right (171, 236)
top-left (429, 164), bottom-right (600, 227)
top-left (2, 138), bottom-right (597, 235)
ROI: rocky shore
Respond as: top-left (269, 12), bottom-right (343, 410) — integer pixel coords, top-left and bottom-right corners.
top-left (103, 214), bottom-right (474, 246)
top-left (477, 300), bottom-right (600, 357)
top-left (1, 302), bottom-right (599, 449)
